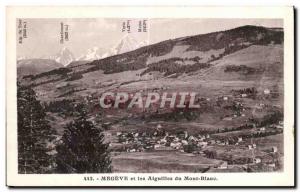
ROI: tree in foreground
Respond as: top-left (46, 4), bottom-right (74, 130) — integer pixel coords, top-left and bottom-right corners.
top-left (56, 110), bottom-right (112, 173)
top-left (17, 82), bottom-right (56, 173)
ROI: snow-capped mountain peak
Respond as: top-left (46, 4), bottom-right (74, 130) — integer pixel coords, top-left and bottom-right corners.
top-left (77, 46), bottom-right (102, 61)
top-left (109, 34), bottom-right (150, 56)
top-left (52, 47), bottom-right (75, 66)
top-left (65, 35), bottom-right (150, 64)
top-left (76, 36), bottom-right (150, 62)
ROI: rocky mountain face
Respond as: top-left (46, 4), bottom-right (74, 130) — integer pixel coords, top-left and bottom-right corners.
top-left (109, 34), bottom-right (149, 56)
top-left (49, 47), bottom-right (75, 66)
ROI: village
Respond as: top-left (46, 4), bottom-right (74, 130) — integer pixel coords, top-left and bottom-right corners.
top-left (91, 85), bottom-right (284, 172)
top-left (110, 117), bottom-right (283, 170)
top-left (113, 120), bottom-right (282, 152)
top-left (43, 81), bottom-right (284, 173)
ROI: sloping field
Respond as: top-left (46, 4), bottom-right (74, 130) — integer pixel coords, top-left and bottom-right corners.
top-left (112, 150), bottom-right (222, 173)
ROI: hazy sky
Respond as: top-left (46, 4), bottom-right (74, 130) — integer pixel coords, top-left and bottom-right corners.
top-left (17, 18), bottom-right (283, 59)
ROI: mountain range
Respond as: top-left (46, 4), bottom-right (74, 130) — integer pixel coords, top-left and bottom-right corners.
top-left (18, 34), bottom-right (150, 72)
top-left (19, 25), bottom-right (283, 102)
top-left (75, 34), bottom-right (149, 63)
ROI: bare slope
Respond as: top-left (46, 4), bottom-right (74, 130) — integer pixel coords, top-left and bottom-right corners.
top-left (17, 59), bottom-right (63, 77)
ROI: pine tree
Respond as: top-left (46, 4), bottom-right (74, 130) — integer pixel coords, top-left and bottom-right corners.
top-left (17, 82), bottom-right (56, 173)
top-left (56, 109), bottom-right (112, 173)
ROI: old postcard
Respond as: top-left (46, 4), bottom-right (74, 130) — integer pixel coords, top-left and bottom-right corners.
top-left (6, 6), bottom-right (294, 187)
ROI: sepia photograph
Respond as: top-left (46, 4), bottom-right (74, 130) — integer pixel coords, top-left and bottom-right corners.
top-left (6, 6), bottom-right (295, 187)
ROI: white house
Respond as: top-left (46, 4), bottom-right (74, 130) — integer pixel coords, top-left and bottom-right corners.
top-left (272, 146), bottom-right (278, 153)
top-left (170, 142), bottom-right (181, 149)
top-left (218, 162), bottom-right (228, 169)
top-left (268, 163), bottom-right (276, 168)
top-left (254, 158), bottom-right (261, 164)
top-left (259, 127), bottom-right (266, 131)
top-left (128, 149), bottom-right (136, 153)
top-left (181, 140), bottom-right (188, 145)
top-left (264, 89), bottom-right (271, 95)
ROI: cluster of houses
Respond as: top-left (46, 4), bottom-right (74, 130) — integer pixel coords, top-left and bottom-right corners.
top-left (115, 127), bottom-right (248, 154)
top-left (257, 123), bottom-right (283, 132)
top-left (116, 130), bottom-right (203, 152)
top-left (114, 127), bottom-right (281, 171)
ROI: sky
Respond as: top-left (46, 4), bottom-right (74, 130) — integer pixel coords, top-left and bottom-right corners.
top-left (17, 18), bottom-right (283, 59)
